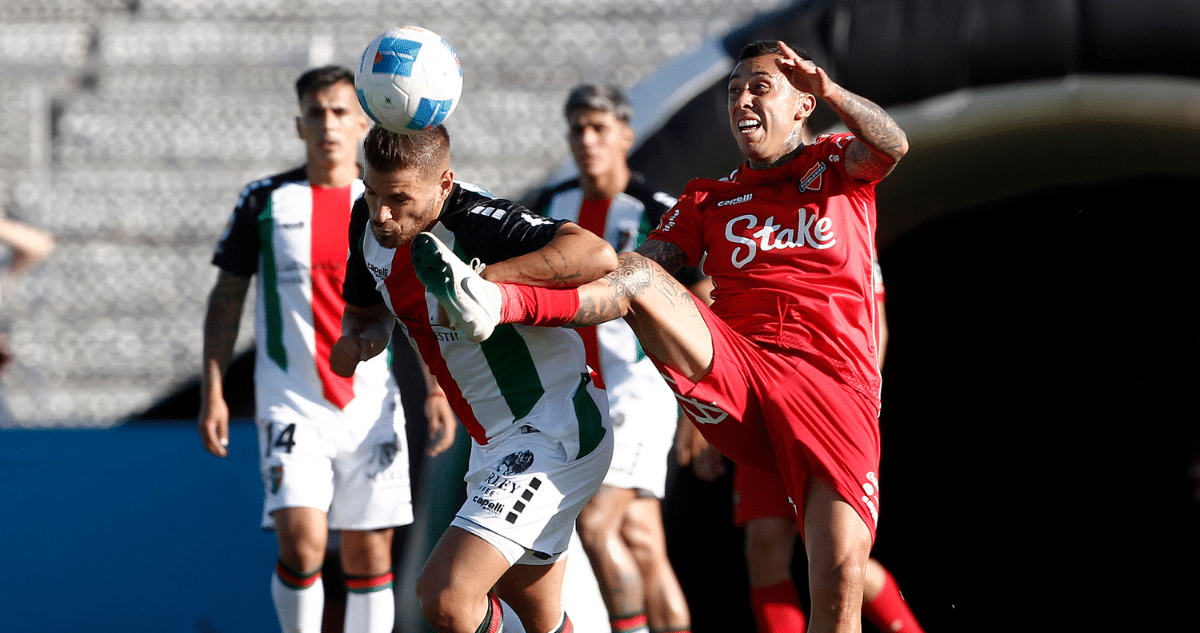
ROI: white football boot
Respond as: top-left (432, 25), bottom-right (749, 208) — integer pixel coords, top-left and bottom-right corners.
top-left (411, 232), bottom-right (503, 343)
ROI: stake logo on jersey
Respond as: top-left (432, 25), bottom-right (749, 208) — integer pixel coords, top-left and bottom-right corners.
top-left (725, 208), bottom-right (837, 269)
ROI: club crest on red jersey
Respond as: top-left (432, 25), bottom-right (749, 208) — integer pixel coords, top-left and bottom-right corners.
top-left (799, 162), bottom-right (825, 193)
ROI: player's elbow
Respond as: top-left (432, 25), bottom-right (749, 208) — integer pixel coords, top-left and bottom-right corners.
top-left (889, 131), bottom-right (910, 163)
top-left (588, 241), bottom-right (619, 280)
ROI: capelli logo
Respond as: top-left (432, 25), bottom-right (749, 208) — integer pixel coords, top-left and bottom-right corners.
top-left (717, 193), bottom-right (753, 207)
top-left (367, 262), bottom-right (389, 281)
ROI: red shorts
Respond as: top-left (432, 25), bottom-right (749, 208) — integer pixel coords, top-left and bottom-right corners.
top-left (651, 294), bottom-right (882, 541)
top-left (733, 463), bottom-right (796, 527)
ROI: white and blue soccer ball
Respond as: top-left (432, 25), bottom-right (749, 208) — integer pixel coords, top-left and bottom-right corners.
top-left (355, 26), bottom-right (463, 134)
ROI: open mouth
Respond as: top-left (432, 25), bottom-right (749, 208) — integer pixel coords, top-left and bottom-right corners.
top-left (737, 119), bottom-right (761, 134)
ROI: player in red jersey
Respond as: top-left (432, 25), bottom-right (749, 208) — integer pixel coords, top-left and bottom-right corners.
top-left (682, 260), bottom-right (924, 633)
top-left (412, 40), bottom-right (908, 633)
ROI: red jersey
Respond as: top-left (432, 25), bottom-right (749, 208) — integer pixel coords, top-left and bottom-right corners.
top-left (650, 133), bottom-right (882, 404)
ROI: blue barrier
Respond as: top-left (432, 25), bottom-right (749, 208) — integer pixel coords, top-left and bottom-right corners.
top-left (1, 423), bottom-right (277, 633)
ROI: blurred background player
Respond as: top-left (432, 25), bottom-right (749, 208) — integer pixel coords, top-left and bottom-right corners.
top-left (533, 84), bottom-right (694, 633)
top-left (332, 124), bottom-right (617, 633)
top-left (0, 216), bottom-right (54, 287)
top-left (198, 65), bottom-right (412, 633)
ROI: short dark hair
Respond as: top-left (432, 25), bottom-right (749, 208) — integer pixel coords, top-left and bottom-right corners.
top-left (564, 84), bottom-right (633, 123)
top-left (737, 40), bottom-right (811, 62)
top-left (295, 65), bottom-right (355, 102)
top-left (363, 125), bottom-right (451, 176)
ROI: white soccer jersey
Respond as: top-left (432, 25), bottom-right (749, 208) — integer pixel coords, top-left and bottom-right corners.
top-left (344, 182), bottom-right (608, 461)
top-left (214, 167), bottom-right (396, 422)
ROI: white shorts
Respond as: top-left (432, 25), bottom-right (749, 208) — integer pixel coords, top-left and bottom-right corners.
top-left (453, 385), bottom-right (614, 566)
top-left (257, 390), bottom-right (412, 531)
top-left (601, 368), bottom-right (679, 498)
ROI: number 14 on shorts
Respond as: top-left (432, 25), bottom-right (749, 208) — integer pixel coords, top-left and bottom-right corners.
top-left (265, 422), bottom-right (297, 455)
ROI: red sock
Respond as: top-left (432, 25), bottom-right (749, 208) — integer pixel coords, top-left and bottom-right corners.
top-left (864, 569), bottom-right (925, 633)
top-left (274, 559), bottom-right (322, 590)
top-left (750, 579), bottom-right (806, 633)
top-left (610, 612), bottom-right (647, 633)
top-left (498, 283), bottom-right (580, 327)
top-left (473, 591), bottom-right (503, 633)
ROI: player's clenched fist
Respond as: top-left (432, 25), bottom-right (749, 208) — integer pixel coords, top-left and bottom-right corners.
top-left (330, 333), bottom-right (386, 377)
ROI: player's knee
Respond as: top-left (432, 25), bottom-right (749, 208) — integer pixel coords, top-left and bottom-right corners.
top-left (575, 505), bottom-right (615, 546)
top-left (415, 571), bottom-right (466, 629)
top-left (340, 528), bottom-right (394, 576)
top-left (620, 518), bottom-right (665, 563)
top-left (276, 536), bottom-right (326, 573)
top-left (808, 553), bottom-right (866, 599)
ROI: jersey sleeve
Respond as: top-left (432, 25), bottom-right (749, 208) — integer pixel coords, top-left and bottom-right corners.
top-left (814, 132), bottom-right (861, 181)
top-left (342, 197), bottom-right (385, 308)
top-left (637, 181), bottom-right (704, 287)
top-left (445, 187), bottom-right (569, 264)
top-left (211, 181), bottom-right (264, 277)
top-left (647, 182), bottom-right (705, 269)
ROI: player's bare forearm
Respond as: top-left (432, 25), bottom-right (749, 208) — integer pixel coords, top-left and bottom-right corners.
top-left (201, 271), bottom-right (251, 393)
top-left (825, 86), bottom-right (908, 179)
top-left (199, 271), bottom-right (247, 457)
top-left (482, 222), bottom-right (617, 287)
top-left (572, 245), bottom-right (693, 327)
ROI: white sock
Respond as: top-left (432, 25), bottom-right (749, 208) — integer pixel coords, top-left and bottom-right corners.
top-left (271, 562), bottom-right (324, 633)
top-left (344, 572), bottom-right (396, 633)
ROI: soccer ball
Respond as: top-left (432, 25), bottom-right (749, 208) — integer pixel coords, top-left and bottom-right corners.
top-left (355, 26), bottom-right (463, 134)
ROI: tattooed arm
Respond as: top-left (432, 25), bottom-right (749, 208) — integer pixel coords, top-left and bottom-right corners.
top-left (199, 270), bottom-right (251, 457)
top-left (635, 238), bottom-right (690, 276)
top-left (481, 221), bottom-right (618, 287)
top-left (567, 237), bottom-right (693, 325)
top-left (774, 41), bottom-right (908, 181)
